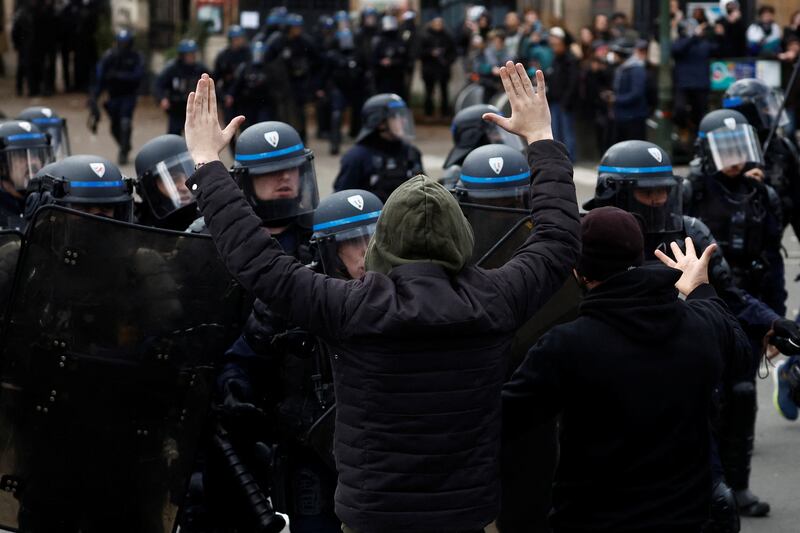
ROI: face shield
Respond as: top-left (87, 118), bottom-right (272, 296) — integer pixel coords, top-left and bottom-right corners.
top-left (240, 156), bottom-right (319, 224)
top-left (63, 201), bottom-right (134, 222)
top-left (705, 124), bottom-right (763, 172)
top-left (486, 123), bottom-right (526, 152)
top-left (616, 177), bottom-right (683, 234)
top-left (385, 104), bottom-right (415, 142)
top-left (140, 152), bottom-right (196, 219)
top-left (317, 224), bottom-right (376, 279)
top-left (458, 192), bottom-right (531, 263)
top-left (34, 119), bottom-right (70, 159)
top-left (769, 89), bottom-right (791, 128)
top-left (2, 146), bottom-right (54, 192)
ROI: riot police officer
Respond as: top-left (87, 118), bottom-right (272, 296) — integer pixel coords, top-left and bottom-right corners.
top-left (723, 78), bottom-right (800, 238)
top-left (0, 120), bottom-right (54, 229)
top-left (16, 106), bottom-right (71, 160)
top-left (355, 6), bottom-right (380, 96)
top-left (156, 39), bottom-right (209, 135)
top-left (334, 94), bottom-right (423, 202)
top-left (214, 25), bottom-right (251, 151)
top-left (133, 134), bottom-right (198, 231)
top-left (372, 15), bottom-right (410, 100)
top-left (24, 154), bottom-right (134, 222)
top-left (253, 6), bottom-right (288, 43)
top-left (90, 29), bottom-right (144, 165)
top-left (443, 104), bottom-right (526, 188)
top-left (225, 41), bottom-right (272, 130)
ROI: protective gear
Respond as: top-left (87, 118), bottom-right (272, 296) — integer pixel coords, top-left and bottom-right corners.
top-left (722, 78), bottom-right (790, 133)
top-left (584, 140), bottom-right (683, 234)
top-left (770, 319), bottom-right (800, 355)
top-left (286, 13), bottom-right (304, 27)
top-left (381, 15), bottom-right (399, 32)
top-left (356, 93), bottom-right (415, 143)
top-left (233, 121), bottom-right (319, 226)
top-left (251, 40), bottom-right (267, 64)
top-left (16, 107), bottom-right (71, 160)
top-left (134, 134), bottom-right (197, 228)
top-left (697, 109), bottom-right (762, 174)
top-left (155, 54), bottom-right (208, 135)
top-left (312, 189), bottom-right (382, 279)
top-left (115, 28), bottom-right (134, 44)
top-left (25, 154), bottom-right (134, 222)
top-left (227, 24), bottom-right (245, 39)
top-left (0, 121), bottom-right (54, 194)
top-left (444, 104), bottom-right (525, 169)
top-left (704, 480), bottom-right (741, 533)
top-left (0, 230), bottom-right (22, 323)
top-left (0, 204), bottom-right (244, 533)
top-left (177, 38), bottom-right (199, 55)
top-left (455, 143), bottom-right (531, 206)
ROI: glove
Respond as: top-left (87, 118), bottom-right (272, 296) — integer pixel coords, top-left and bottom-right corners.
top-left (770, 319), bottom-right (800, 355)
top-left (87, 99), bottom-right (101, 134)
top-left (219, 378), bottom-right (265, 422)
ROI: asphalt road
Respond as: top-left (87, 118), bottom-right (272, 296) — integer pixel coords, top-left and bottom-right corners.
top-left (0, 84), bottom-right (797, 532)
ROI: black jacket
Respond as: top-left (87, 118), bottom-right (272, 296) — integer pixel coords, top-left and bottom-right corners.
top-left (187, 140), bottom-right (580, 532)
top-left (503, 266), bottom-right (750, 533)
top-left (546, 52), bottom-right (580, 110)
top-left (419, 27), bottom-right (457, 80)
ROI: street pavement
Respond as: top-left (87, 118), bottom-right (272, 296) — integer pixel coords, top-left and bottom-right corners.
top-left (0, 84), bottom-right (798, 531)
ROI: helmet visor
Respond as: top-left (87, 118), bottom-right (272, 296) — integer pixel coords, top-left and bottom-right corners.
top-left (242, 158), bottom-right (319, 224)
top-left (141, 153), bottom-right (196, 219)
top-left (769, 89), bottom-right (791, 128)
top-left (456, 184), bottom-right (531, 210)
top-left (318, 225), bottom-right (375, 279)
top-left (486, 124), bottom-right (526, 152)
top-left (3, 147), bottom-right (54, 191)
top-left (386, 107), bottom-right (415, 141)
top-left (35, 121), bottom-right (70, 160)
top-left (707, 124), bottom-right (763, 172)
top-left (623, 179), bottom-right (683, 234)
top-left (63, 200), bottom-right (134, 223)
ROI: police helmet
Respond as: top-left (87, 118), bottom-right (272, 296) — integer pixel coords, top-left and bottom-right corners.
top-left (116, 29), bottom-right (134, 43)
top-left (696, 109), bottom-right (762, 174)
top-left (381, 15), bottom-right (399, 32)
top-left (357, 94), bottom-right (415, 143)
top-left (228, 25), bottom-right (245, 39)
top-left (610, 37), bottom-right (635, 58)
top-left (233, 121), bottom-right (319, 225)
top-left (267, 7), bottom-right (288, 28)
top-left (25, 155), bottom-right (133, 221)
top-left (444, 104), bottom-right (525, 168)
top-left (455, 144), bottom-right (531, 209)
top-left (0, 121), bottom-right (55, 194)
top-left (723, 78), bottom-right (789, 133)
top-left (134, 134), bottom-right (196, 221)
top-left (335, 11), bottom-right (350, 23)
top-left (286, 14), bottom-right (304, 28)
top-left (584, 140), bottom-right (683, 235)
top-left (17, 106), bottom-right (71, 160)
top-left (177, 39), bottom-right (199, 55)
top-left (319, 15), bottom-right (335, 30)
top-left (312, 189), bottom-right (383, 279)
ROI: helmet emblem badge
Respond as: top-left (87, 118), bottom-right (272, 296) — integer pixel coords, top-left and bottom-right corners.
top-left (42, 108), bottom-right (53, 118)
top-left (489, 157), bottom-right (504, 175)
top-left (18, 122), bottom-right (31, 132)
top-left (265, 131), bottom-right (280, 148)
top-left (647, 147), bottom-right (663, 163)
top-left (724, 117), bottom-right (737, 130)
top-left (90, 163), bottom-right (106, 178)
top-left (347, 195), bottom-right (364, 210)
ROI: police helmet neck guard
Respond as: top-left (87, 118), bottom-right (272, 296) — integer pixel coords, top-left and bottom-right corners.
top-left (696, 109), bottom-right (762, 175)
top-left (0, 121), bottom-right (55, 193)
top-left (587, 140), bottom-right (683, 234)
top-left (356, 94), bottom-right (415, 144)
top-left (233, 121), bottom-right (319, 226)
top-left (25, 155), bottom-right (134, 222)
top-left (312, 189), bottom-right (383, 279)
top-left (134, 134), bottom-right (197, 221)
top-left (455, 144), bottom-right (531, 210)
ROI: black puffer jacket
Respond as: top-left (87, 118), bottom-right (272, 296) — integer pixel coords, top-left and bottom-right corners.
top-left (187, 140), bottom-right (580, 532)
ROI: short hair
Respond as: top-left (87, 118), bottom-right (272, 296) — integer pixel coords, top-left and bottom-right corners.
top-left (758, 5), bottom-right (775, 16)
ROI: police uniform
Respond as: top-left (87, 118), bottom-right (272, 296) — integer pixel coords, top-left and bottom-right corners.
top-left (155, 40), bottom-right (208, 135)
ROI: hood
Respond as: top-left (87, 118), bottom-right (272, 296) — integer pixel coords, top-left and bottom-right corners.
top-left (579, 264), bottom-right (684, 342)
top-left (365, 174), bottom-right (474, 275)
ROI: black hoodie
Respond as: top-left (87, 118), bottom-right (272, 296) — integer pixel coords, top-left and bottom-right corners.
top-left (503, 264), bottom-right (750, 533)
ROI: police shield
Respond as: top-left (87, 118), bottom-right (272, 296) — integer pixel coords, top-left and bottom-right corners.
top-left (0, 230), bottom-right (22, 323)
top-left (0, 206), bottom-right (244, 532)
top-left (460, 203), bottom-right (532, 266)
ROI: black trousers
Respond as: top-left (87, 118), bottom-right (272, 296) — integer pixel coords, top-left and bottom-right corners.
top-left (674, 88), bottom-right (709, 133)
top-left (423, 75), bottom-right (450, 116)
top-left (614, 119), bottom-right (648, 143)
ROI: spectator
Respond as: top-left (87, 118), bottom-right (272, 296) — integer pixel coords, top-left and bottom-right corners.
top-left (520, 21), bottom-right (553, 74)
top-left (612, 39), bottom-right (650, 142)
top-left (521, 8), bottom-right (543, 39)
top-left (546, 27), bottom-right (580, 161)
top-left (610, 11), bottom-right (630, 40)
top-left (504, 11), bottom-right (525, 60)
top-left (503, 207), bottom-right (750, 533)
top-left (420, 15), bottom-right (457, 118)
top-left (474, 30), bottom-right (513, 97)
top-left (783, 10), bottom-right (800, 46)
top-left (670, 0), bottom-right (685, 40)
top-left (579, 40), bottom-right (614, 154)
top-left (578, 26), bottom-right (597, 61)
top-left (672, 13), bottom-right (719, 136)
top-left (717, 1), bottom-right (748, 57)
top-left (778, 36), bottom-right (799, 137)
top-left (593, 13), bottom-right (612, 42)
top-left (747, 5), bottom-right (782, 57)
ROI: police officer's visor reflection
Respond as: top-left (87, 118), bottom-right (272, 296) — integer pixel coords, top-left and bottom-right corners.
top-left (633, 187), bottom-right (669, 207)
top-left (338, 236), bottom-right (370, 279)
top-left (156, 172), bottom-right (193, 205)
top-left (252, 167), bottom-right (301, 200)
top-left (387, 115), bottom-right (406, 139)
top-left (68, 204), bottom-right (116, 219)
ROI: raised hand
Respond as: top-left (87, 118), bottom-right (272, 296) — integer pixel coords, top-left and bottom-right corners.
top-left (654, 237), bottom-right (717, 297)
top-left (185, 73), bottom-right (245, 165)
top-left (482, 61), bottom-right (553, 145)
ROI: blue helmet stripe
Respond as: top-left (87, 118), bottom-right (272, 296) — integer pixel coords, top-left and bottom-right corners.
top-left (32, 118), bottom-right (62, 125)
top-left (597, 165), bottom-right (673, 174)
top-left (387, 101), bottom-right (406, 109)
top-left (313, 210), bottom-right (381, 231)
top-left (70, 180), bottom-right (124, 188)
top-left (235, 143), bottom-right (305, 162)
top-left (460, 170), bottom-right (531, 184)
top-left (7, 133), bottom-right (46, 142)
top-left (722, 96), bottom-right (743, 108)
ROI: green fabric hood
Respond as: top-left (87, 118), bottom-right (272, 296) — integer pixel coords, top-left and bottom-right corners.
top-left (365, 174), bottom-right (475, 275)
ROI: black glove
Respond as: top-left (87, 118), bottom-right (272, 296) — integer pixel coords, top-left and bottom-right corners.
top-left (771, 319), bottom-right (800, 355)
top-left (87, 99), bottom-right (101, 134)
top-left (219, 378), bottom-right (265, 421)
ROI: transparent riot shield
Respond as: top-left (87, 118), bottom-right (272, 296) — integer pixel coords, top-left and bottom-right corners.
top-left (0, 205), bottom-right (244, 532)
top-left (0, 230), bottom-right (22, 324)
top-left (460, 203), bottom-right (532, 266)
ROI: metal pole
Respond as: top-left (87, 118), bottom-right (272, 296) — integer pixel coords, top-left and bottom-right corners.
top-left (763, 54), bottom-right (800, 153)
top-left (654, 0), bottom-right (673, 154)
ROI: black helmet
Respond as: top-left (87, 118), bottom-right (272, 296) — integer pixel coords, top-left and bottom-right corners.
top-left (134, 134), bottom-right (196, 222)
top-left (696, 109), bottom-right (762, 174)
top-left (444, 104), bottom-right (525, 168)
top-left (584, 140), bottom-right (683, 235)
top-left (233, 121), bottom-right (319, 225)
top-left (312, 189), bottom-right (383, 279)
top-left (357, 94), bottom-right (415, 143)
top-left (455, 144), bottom-right (530, 209)
top-left (25, 155), bottom-right (134, 221)
top-left (17, 106), bottom-right (71, 160)
top-left (723, 78), bottom-right (788, 133)
top-left (0, 120), bottom-right (55, 194)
